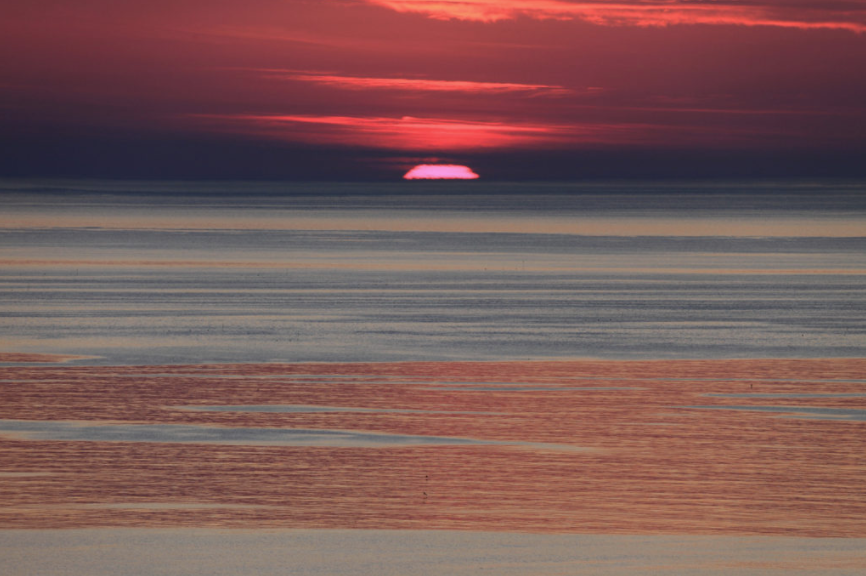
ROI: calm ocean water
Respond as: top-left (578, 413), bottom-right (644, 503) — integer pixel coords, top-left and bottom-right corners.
top-left (1, 180), bottom-right (864, 364)
top-left (2, 180), bottom-right (866, 575)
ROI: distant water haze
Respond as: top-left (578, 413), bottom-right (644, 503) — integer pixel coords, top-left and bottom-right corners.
top-left (0, 181), bottom-right (863, 364)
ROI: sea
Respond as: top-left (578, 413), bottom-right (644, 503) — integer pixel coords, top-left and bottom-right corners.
top-left (1, 179), bottom-right (865, 575)
top-left (1, 179), bottom-right (864, 364)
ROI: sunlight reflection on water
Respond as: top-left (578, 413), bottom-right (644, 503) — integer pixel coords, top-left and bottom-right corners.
top-left (1, 358), bottom-right (864, 537)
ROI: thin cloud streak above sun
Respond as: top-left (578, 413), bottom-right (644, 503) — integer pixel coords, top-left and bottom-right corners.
top-left (265, 71), bottom-right (573, 95)
top-left (195, 114), bottom-right (594, 150)
top-left (191, 112), bottom-right (792, 153)
top-left (364, 0), bottom-right (866, 32)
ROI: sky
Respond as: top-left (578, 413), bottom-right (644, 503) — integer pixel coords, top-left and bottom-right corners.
top-left (1, 0), bottom-right (865, 180)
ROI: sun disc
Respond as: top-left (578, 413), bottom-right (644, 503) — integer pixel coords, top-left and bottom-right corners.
top-left (404, 164), bottom-right (479, 180)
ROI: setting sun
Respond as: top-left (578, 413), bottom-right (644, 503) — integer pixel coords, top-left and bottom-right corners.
top-left (2, 1), bottom-right (865, 574)
top-left (404, 164), bottom-right (479, 179)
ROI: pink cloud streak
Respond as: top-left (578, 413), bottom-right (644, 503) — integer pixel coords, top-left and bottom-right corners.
top-left (191, 114), bottom-right (646, 150)
top-left (363, 0), bottom-right (866, 32)
top-left (266, 71), bottom-right (572, 95)
top-left (190, 112), bottom-right (792, 152)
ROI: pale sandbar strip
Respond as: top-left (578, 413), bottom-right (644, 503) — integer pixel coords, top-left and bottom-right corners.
top-left (679, 405), bottom-right (866, 421)
top-left (1, 529), bottom-right (864, 576)
top-left (0, 419), bottom-right (591, 451)
top-left (0, 353), bottom-right (98, 364)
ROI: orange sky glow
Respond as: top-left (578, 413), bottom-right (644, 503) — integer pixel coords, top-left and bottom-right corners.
top-left (1, 0), bottom-right (864, 179)
top-left (191, 114), bottom-right (664, 150)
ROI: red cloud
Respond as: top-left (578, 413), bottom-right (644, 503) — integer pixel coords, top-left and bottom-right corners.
top-left (189, 112), bottom-right (788, 152)
top-left (265, 71), bottom-right (572, 95)
top-left (364, 0), bottom-right (866, 32)
top-left (190, 114), bottom-right (650, 150)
